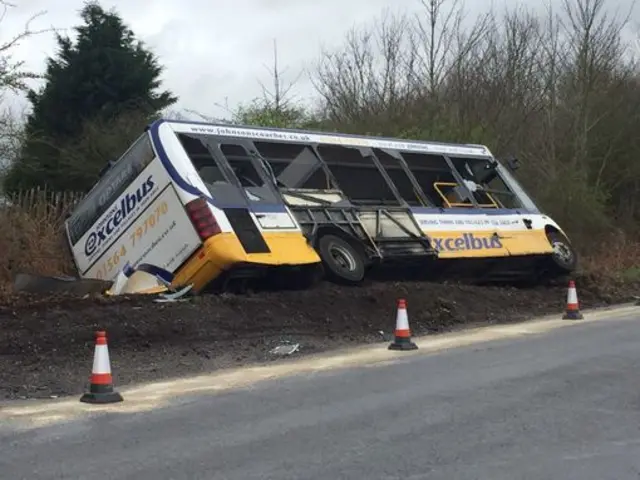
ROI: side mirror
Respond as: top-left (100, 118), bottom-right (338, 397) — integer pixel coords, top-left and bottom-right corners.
top-left (506, 156), bottom-right (521, 171)
top-left (475, 162), bottom-right (498, 184)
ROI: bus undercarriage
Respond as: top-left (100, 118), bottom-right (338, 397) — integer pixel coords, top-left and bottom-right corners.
top-left (202, 243), bottom-right (571, 294)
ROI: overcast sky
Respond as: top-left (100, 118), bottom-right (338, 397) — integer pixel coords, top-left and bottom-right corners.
top-left (1, 0), bottom-right (637, 121)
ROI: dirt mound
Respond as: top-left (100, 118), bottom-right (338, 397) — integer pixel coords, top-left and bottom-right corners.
top-left (0, 276), bottom-right (637, 400)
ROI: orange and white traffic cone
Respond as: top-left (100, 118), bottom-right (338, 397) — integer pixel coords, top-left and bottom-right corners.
top-left (80, 331), bottom-right (123, 404)
top-left (388, 298), bottom-right (418, 351)
top-left (562, 280), bottom-right (584, 320)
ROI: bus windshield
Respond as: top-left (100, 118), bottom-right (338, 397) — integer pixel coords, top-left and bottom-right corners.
top-left (494, 162), bottom-right (540, 212)
top-left (446, 156), bottom-right (525, 209)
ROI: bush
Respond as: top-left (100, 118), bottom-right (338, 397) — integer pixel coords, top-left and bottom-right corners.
top-left (0, 188), bottom-right (79, 296)
top-left (579, 230), bottom-right (640, 282)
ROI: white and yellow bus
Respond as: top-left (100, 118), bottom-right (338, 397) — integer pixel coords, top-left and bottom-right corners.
top-left (65, 119), bottom-right (577, 292)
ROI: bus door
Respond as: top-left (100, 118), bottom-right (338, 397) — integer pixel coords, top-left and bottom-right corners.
top-left (205, 140), bottom-right (299, 252)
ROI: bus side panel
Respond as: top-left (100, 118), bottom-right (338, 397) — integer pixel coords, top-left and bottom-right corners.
top-left (70, 157), bottom-right (201, 282)
top-left (501, 213), bottom-right (558, 256)
top-left (414, 212), bottom-right (553, 258)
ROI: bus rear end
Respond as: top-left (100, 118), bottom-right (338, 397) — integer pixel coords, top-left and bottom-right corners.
top-left (65, 133), bottom-right (205, 290)
top-left (65, 125), bottom-right (322, 294)
top-left (149, 120), bottom-right (322, 292)
top-left (169, 195), bottom-right (324, 292)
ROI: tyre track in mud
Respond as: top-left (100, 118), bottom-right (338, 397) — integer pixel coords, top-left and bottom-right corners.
top-left (0, 275), bottom-right (637, 400)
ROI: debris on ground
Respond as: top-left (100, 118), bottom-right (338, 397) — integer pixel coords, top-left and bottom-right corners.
top-left (270, 343), bottom-right (301, 356)
top-left (106, 262), bottom-right (185, 296)
top-left (12, 273), bottom-right (111, 296)
top-left (0, 275), bottom-right (637, 400)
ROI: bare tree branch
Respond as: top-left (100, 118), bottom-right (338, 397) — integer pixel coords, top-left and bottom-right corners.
top-left (0, 4), bottom-right (53, 93)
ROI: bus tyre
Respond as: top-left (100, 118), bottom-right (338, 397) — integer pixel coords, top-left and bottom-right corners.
top-left (547, 231), bottom-right (577, 273)
top-left (317, 234), bottom-right (365, 284)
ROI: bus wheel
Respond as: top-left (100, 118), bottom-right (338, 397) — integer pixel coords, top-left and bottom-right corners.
top-left (317, 234), bottom-right (365, 284)
top-left (547, 231), bottom-right (577, 273)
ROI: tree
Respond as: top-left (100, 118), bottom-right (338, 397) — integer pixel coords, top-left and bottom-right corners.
top-left (233, 99), bottom-right (312, 129)
top-left (313, 3), bottom-right (491, 137)
top-left (232, 40), bottom-right (314, 129)
top-left (3, 1), bottom-right (177, 193)
top-left (0, 1), bottom-right (50, 193)
top-left (0, 2), bottom-right (47, 93)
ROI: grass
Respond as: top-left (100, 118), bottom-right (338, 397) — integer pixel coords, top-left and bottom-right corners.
top-left (0, 191), bottom-right (638, 300)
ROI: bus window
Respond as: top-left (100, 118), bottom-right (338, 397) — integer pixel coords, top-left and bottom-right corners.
top-left (218, 143), bottom-right (280, 204)
top-left (177, 134), bottom-right (246, 205)
top-left (316, 144), bottom-right (401, 206)
top-left (372, 148), bottom-right (430, 207)
top-left (399, 152), bottom-right (470, 208)
top-left (449, 156), bottom-right (523, 209)
top-left (253, 141), bottom-right (334, 190)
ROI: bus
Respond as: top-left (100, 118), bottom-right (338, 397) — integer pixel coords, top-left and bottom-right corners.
top-left (64, 119), bottom-right (577, 293)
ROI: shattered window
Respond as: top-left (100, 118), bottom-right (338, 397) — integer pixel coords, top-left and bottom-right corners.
top-left (449, 156), bottom-right (523, 209)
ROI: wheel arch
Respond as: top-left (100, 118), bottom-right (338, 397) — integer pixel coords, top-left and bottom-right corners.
top-left (544, 224), bottom-right (579, 273)
top-left (544, 223), bottom-right (571, 244)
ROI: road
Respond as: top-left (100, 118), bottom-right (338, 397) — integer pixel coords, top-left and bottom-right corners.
top-left (1, 309), bottom-right (640, 479)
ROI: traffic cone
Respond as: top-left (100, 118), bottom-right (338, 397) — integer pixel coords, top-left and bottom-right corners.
top-left (80, 331), bottom-right (123, 404)
top-left (562, 280), bottom-right (584, 320)
top-left (388, 298), bottom-right (418, 351)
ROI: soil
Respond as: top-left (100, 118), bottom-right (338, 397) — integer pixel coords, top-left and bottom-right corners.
top-left (0, 274), bottom-right (638, 401)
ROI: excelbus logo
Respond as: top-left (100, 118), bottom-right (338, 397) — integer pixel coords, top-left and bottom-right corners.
top-left (84, 175), bottom-right (155, 256)
top-left (432, 233), bottom-right (503, 252)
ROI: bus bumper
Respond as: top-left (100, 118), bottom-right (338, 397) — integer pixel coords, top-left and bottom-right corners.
top-left (171, 232), bottom-right (321, 293)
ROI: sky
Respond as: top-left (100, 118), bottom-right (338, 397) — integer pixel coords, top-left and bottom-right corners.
top-left (1, 0), bottom-right (427, 120)
top-left (0, 0), bottom-right (637, 122)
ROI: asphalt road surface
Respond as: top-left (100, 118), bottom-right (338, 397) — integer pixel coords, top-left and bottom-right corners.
top-left (2, 311), bottom-right (640, 480)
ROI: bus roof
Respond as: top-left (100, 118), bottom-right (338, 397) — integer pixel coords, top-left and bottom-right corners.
top-left (150, 119), bottom-right (494, 158)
